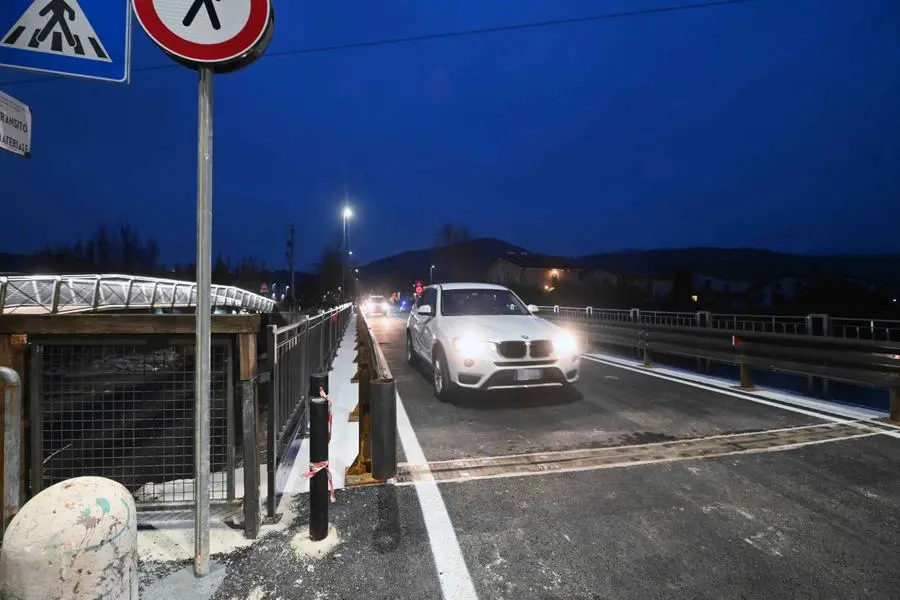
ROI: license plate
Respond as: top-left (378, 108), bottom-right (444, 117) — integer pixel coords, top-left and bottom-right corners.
top-left (515, 368), bottom-right (542, 382)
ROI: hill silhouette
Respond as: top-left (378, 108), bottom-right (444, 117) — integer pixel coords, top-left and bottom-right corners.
top-left (359, 241), bottom-right (900, 287)
top-left (359, 237), bottom-right (527, 289)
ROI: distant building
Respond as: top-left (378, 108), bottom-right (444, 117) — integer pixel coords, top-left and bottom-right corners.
top-left (580, 269), bottom-right (622, 288)
top-left (626, 276), bottom-right (673, 299)
top-left (756, 276), bottom-right (808, 309)
top-left (487, 253), bottom-right (582, 291)
top-left (692, 273), bottom-right (754, 296)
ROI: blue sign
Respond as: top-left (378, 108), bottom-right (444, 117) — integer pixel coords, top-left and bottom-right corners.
top-left (0, 0), bottom-right (131, 83)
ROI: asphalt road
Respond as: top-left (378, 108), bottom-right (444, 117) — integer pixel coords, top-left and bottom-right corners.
top-left (171, 313), bottom-right (900, 600)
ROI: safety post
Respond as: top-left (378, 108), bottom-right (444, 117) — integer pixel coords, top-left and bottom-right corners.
top-left (308, 372), bottom-right (332, 542)
top-left (732, 336), bottom-right (755, 390)
top-left (1, 366), bottom-right (22, 539)
top-left (370, 380), bottom-right (398, 481)
top-left (241, 378), bottom-right (261, 539)
top-left (638, 330), bottom-right (653, 368)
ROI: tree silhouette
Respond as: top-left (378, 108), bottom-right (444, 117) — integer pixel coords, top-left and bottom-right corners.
top-left (315, 238), bottom-right (344, 296)
top-left (434, 222), bottom-right (472, 248)
top-left (37, 222), bottom-right (162, 274)
top-left (433, 222), bottom-right (473, 281)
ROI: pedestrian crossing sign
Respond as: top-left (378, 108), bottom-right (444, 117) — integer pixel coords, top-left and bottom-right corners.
top-left (0, 0), bottom-right (131, 83)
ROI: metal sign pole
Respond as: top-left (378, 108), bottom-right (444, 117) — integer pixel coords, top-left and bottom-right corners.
top-left (194, 65), bottom-right (214, 578)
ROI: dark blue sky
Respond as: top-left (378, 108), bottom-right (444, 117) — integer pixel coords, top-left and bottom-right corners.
top-left (1, 0), bottom-right (898, 270)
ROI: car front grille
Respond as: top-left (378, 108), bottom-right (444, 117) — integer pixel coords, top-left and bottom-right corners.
top-left (529, 340), bottom-right (553, 358)
top-left (496, 341), bottom-right (527, 359)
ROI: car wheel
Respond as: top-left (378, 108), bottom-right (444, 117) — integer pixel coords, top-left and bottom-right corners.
top-left (406, 331), bottom-right (417, 365)
top-left (432, 348), bottom-right (457, 402)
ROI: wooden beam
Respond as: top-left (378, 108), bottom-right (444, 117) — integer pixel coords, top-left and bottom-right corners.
top-left (0, 314), bottom-right (261, 335)
top-left (238, 333), bottom-right (258, 380)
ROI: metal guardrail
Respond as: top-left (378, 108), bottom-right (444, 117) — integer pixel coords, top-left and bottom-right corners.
top-left (346, 310), bottom-right (397, 485)
top-left (257, 303), bottom-right (352, 523)
top-left (538, 305), bottom-right (900, 342)
top-left (544, 312), bottom-right (900, 421)
top-left (0, 274), bottom-right (277, 315)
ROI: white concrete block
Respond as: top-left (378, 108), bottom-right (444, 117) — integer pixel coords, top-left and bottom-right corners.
top-left (1, 476), bottom-right (138, 600)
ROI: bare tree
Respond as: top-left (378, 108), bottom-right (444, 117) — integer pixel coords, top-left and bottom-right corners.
top-left (434, 222), bottom-right (472, 248)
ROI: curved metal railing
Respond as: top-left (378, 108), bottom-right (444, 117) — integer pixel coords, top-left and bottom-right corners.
top-left (0, 274), bottom-right (276, 315)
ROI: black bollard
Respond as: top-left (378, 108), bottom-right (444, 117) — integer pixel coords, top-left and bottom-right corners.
top-left (371, 380), bottom-right (398, 480)
top-left (309, 371), bottom-right (330, 541)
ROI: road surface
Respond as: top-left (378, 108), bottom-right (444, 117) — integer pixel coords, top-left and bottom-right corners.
top-left (152, 313), bottom-right (900, 600)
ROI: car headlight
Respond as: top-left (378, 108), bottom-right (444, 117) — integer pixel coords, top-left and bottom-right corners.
top-left (554, 331), bottom-right (579, 355)
top-left (452, 336), bottom-right (490, 359)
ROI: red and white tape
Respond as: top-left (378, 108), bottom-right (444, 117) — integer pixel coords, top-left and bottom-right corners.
top-left (301, 460), bottom-right (336, 502)
top-left (319, 386), bottom-right (332, 443)
top-left (301, 386), bottom-right (335, 501)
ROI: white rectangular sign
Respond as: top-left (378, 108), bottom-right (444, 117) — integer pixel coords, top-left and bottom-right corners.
top-left (0, 89), bottom-right (31, 157)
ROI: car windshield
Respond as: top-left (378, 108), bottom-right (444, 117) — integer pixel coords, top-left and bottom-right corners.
top-left (441, 289), bottom-right (531, 316)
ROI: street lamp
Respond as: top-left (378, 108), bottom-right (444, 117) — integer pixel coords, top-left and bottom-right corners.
top-left (342, 205), bottom-right (353, 300)
top-left (430, 264), bottom-right (435, 284)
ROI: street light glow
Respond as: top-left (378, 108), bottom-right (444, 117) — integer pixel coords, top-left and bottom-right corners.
top-left (343, 207), bottom-right (353, 219)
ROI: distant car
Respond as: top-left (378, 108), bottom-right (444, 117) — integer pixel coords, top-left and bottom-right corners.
top-left (362, 295), bottom-right (390, 316)
top-left (406, 283), bottom-right (580, 400)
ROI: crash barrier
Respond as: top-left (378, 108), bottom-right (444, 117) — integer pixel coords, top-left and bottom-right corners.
top-left (346, 311), bottom-right (398, 486)
top-left (540, 305), bottom-right (900, 341)
top-left (1, 367), bottom-right (22, 541)
top-left (543, 311), bottom-right (900, 422)
top-left (253, 304), bottom-right (352, 532)
top-left (0, 476), bottom-right (138, 600)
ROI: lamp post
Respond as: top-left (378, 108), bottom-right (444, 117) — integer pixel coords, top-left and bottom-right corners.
top-left (430, 264), bottom-right (435, 284)
top-left (342, 205), bottom-right (352, 301)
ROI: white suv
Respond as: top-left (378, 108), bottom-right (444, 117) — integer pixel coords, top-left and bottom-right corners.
top-left (406, 283), bottom-right (581, 400)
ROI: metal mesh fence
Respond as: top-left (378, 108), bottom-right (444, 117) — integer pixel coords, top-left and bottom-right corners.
top-left (32, 338), bottom-right (233, 508)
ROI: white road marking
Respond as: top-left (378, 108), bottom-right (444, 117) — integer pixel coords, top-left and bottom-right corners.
top-left (580, 353), bottom-right (900, 439)
top-left (396, 390), bottom-right (479, 600)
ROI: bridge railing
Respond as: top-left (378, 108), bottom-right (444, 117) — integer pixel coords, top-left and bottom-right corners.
top-left (253, 303), bottom-right (353, 528)
top-left (538, 305), bottom-right (900, 342)
top-left (0, 274), bottom-right (277, 315)
top-left (539, 305), bottom-right (900, 421)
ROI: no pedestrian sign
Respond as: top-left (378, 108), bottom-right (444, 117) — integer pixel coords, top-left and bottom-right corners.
top-left (132, 0), bottom-right (271, 67)
top-left (0, 90), bottom-right (31, 157)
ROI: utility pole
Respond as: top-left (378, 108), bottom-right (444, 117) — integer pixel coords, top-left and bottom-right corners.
top-left (286, 224), bottom-right (295, 308)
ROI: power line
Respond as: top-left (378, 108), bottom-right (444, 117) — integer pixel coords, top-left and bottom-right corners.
top-left (0, 0), bottom-right (760, 88)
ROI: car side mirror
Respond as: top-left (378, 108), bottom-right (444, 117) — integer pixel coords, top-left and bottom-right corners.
top-left (418, 305), bottom-right (433, 316)
top-left (527, 304), bottom-right (539, 313)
